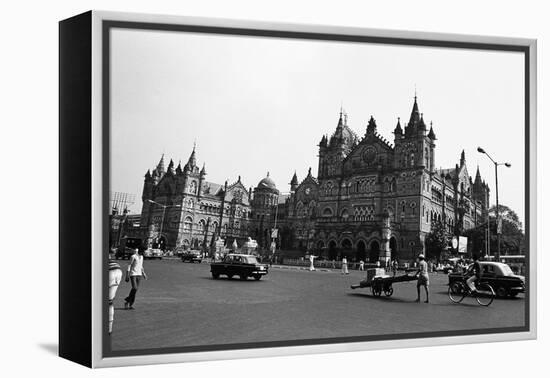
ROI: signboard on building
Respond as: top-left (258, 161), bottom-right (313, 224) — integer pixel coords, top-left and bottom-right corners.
top-left (451, 237), bottom-right (458, 250)
top-left (458, 236), bottom-right (468, 254)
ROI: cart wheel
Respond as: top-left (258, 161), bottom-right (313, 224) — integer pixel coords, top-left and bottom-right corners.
top-left (384, 288), bottom-right (394, 297)
top-left (372, 286), bottom-right (381, 297)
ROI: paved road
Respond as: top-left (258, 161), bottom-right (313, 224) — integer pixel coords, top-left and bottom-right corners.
top-left (110, 259), bottom-right (525, 352)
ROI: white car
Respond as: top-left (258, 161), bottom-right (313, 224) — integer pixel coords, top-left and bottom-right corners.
top-left (144, 248), bottom-right (163, 260)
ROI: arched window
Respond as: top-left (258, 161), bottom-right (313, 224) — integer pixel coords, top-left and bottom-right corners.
top-left (410, 153), bottom-right (415, 167)
top-left (184, 216), bottom-right (193, 231)
top-left (198, 219), bottom-right (206, 231)
top-left (323, 207), bottom-right (333, 217)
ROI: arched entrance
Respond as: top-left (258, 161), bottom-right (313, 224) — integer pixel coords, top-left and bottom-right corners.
top-left (316, 241), bottom-right (325, 256)
top-left (390, 237), bottom-right (398, 261)
top-left (328, 240), bottom-right (337, 260)
top-left (341, 239), bottom-right (353, 259)
top-left (356, 240), bottom-right (367, 261)
top-left (369, 240), bottom-right (380, 263)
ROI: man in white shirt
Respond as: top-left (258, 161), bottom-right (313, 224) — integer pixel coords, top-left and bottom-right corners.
top-left (124, 248), bottom-right (147, 310)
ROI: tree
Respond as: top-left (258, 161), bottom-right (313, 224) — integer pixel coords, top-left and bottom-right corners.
top-left (425, 220), bottom-right (449, 261)
top-left (463, 204), bottom-right (524, 256)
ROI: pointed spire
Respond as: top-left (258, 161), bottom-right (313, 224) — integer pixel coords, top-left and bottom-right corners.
top-left (307, 167), bottom-right (312, 176)
top-left (418, 113), bottom-right (427, 131)
top-left (408, 94), bottom-right (421, 128)
top-left (187, 144), bottom-right (197, 168)
top-left (144, 169), bottom-right (151, 179)
top-left (366, 115), bottom-right (377, 134)
top-left (200, 162), bottom-right (206, 176)
top-left (337, 109), bottom-right (344, 128)
top-left (428, 121), bottom-right (436, 140)
top-left (460, 149), bottom-right (466, 167)
top-left (394, 117), bottom-right (403, 135)
top-left (474, 165), bottom-right (482, 185)
top-left (290, 171), bottom-right (298, 185)
top-left (156, 153), bottom-right (165, 173)
top-left (176, 161), bottom-right (183, 175)
top-left (166, 159), bottom-right (175, 175)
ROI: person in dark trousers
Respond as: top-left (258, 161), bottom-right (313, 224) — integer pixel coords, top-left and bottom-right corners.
top-left (415, 254), bottom-right (429, 303)
top-left (124, 248), bottom-right (147, 309)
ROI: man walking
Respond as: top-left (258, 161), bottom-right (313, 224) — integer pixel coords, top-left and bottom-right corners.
top-left (341, 256), bottom-right (349, 275)
top-left (415, 254), bottom-right (429, 303)
top-left (125, 248), bottom-right (147, 310)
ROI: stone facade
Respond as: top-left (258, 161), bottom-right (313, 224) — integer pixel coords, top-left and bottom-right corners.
top-left (139, 147), bottom-right (254, 251)
top-left (281, 96), bottom-right (490, 263)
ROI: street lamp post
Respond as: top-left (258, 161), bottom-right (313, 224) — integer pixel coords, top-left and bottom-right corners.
top-left (477, 147), bottom-right (511, 260)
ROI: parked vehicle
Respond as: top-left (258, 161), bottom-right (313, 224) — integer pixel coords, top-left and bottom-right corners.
top-left (144, 248), bottom-right (163, 260)
top-left (210, 254), bottom-right (268, 280)
top-left (181, 250), bottom-right (202, 263)
top-left (448, 261), bottom-right (525, 298)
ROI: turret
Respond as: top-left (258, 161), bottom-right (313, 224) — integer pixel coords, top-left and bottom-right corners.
top-left (166, 159), bottom-right (175, 176)
top-left (428, 122), bottom-right (436, 140)
top-left (142, 169), bottom-right (154, 201)
top-left (175, 161), bottom-right (183, 175)
top-left (290, 171), bottom-right (299, 192)
top-left (319, 135), bottom-right (327, 148)
top-left (418, 113), bottom-right (427, 134)
top-left (187, 144), bottom-right (197, 169)
top-left (366, 116), bottom-right (377, 135)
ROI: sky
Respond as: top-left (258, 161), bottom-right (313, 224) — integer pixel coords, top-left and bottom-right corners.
top-left (110, 28), bottom-right (525, 223)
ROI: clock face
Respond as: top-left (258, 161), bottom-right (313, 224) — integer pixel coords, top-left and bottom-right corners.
top-left (362, 146), bottom-right (377, 165)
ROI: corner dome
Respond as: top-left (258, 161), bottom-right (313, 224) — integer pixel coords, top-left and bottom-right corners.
top-left (257, 172), bottom-right (277, 191)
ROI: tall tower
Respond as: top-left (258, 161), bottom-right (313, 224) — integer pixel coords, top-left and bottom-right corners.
top-left (394, 95), bottom-right (436, 171)
top-left (183, 144), bottom-right (201, 196)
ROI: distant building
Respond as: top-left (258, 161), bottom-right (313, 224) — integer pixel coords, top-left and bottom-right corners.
top-left (123, 95), bottom-right (490, 262)
top-left (139, 146), bottom-right (255, 251)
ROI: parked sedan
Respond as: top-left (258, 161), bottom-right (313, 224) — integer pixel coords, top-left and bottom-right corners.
top-left (448, 261), bottom-right (525, 298)
top-left (210, 254), bottom-right (268, 280)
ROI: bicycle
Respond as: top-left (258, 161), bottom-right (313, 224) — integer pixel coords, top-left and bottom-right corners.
top-left (448, 278), bottom-right (495, 306)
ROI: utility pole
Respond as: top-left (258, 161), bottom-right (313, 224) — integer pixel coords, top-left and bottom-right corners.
top-left (477, 147), bottom-right (511, 261)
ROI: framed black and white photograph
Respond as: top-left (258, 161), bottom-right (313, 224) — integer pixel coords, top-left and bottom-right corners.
top-left (59, 10), bottom-right (537, 368)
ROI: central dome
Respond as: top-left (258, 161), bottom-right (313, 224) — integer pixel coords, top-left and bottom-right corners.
top-left (257, 172), bottom-right (277, 190)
